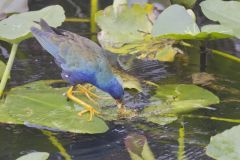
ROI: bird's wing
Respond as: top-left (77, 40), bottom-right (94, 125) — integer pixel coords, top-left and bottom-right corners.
top-left (31, 26), bottom-right (112, 76)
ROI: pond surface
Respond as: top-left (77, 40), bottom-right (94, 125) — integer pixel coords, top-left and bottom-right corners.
top-left (0, 1), bottom-right (240, 160)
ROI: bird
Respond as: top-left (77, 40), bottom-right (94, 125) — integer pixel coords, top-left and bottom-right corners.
top-left (31, 19), bottom-right (125, 121)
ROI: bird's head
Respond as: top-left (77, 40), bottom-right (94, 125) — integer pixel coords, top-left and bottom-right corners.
top-left (106, 76), bottom-right (124, 102)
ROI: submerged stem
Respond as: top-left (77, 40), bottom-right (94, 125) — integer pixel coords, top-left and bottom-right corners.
top-left (0, 43), bottom-right (19, 97)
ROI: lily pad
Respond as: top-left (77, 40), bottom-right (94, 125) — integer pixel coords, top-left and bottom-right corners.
top-left (0, 80), bottom-right (114, 134)
top-left (0, 61), bottom-right (6, 79)
top-left (151, 4), bottom-right (232, 40)
top-left (200, 0), bottom-right (240, 38)
top-left (206, 124), bottom-right (240, 160)
top-left (143, 84), bottom-right (220, 125)
top-left (0, 5), bottom-right (65, 43)
top-left (152, 5), bottom-right (200, 37)
top-left (16, 152), bottom-right (49, 160)
top-left (96, 4), bottom-right (153, 48)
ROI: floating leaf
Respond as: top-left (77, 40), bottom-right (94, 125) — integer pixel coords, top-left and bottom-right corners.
top-left (152, 5), bottom-right (200, 37)
top-left (0, 61), bottom-right (6, 79)
top-left (0, 80), bottom-right (113, 134)
top-left (143, 84), bottom-right (220, 125)
top-left (124, 134), bottom-right (155, 160)
top-left (200, 0), bottom-right (240, 38)
top-left (151, 4), bottom-right (232, 40)
top-left (206, 125), bottom-right (240, 160)
top-left (16, 152), bottom-right (49, 160)
top-left (96, 4), bottom-right (152, 48)
top-left (0, 5), bottom-right (65, 43)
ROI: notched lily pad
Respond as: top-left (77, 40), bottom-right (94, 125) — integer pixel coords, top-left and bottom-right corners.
top-left (0, 5), bottom-right (65, 43)
top-left (152, 4), bottom-right (232, 40)
top-left (142, 84), bottom-right (220, 125)
top-left (200, 0), bottom-right (240, 38)
top-left (206, 124), bottom-right (240, 160)
top-left (0, 80), bottom-right (116, 134)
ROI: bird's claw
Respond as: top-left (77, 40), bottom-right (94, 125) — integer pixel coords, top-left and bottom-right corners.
top-left (78, 107), bottom-right (100, 121)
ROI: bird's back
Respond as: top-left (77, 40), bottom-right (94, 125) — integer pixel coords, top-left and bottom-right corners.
top-left (31, 22), bottom-right (113, 85)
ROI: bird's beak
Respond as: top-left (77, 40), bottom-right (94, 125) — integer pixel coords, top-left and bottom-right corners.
top-left (116, 99), bottom-right (124, 109)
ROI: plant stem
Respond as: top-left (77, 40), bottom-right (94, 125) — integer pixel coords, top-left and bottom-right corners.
top-left (42, 130), bottom-right (72, 160)
top-left (0, 43), bottom-right (19, 97)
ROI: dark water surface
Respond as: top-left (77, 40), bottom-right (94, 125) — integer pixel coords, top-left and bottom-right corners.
top-left (0, 1), bottom-right (240, 160)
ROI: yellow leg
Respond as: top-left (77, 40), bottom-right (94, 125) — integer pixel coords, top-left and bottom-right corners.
top-left (67, 86), bottom-right (100, 121)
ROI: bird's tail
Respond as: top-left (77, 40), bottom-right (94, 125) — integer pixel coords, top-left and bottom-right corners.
top-left (31, 22), bottom-right (59, 57)
top-left (33, 18), bottom-right (54, 33)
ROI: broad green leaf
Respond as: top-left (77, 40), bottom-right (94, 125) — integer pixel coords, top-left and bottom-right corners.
top-left (96, 4), bottom-right (153, 48)
top-left (206, 125), bottom-right (240, 160)
top-left (0, 5), bottom-right (65, 43)
top-left (200, 0), bottom-right (240, 38)
top-left (152, 5), bottom-right (200, 37)
top-left (170, 0), bottom-right (197, 9)
top-left (1, 80), bottom-right (112, 134)
top-left (143, 84), bottom-right (220, 125)
top-left (0, 61), bottom-right (6, 79)
top-left (16, 152), bottom-right (49, 160)
top-left (124, 134), bottom-right (155, 160)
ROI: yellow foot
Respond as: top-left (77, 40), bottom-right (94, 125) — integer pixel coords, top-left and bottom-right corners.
top-left (67, 86), bottom-right (101, 121)
top-left (75, 84), bottom-right (110, 106)
top-left (78, 107), bottom-right (100, 121)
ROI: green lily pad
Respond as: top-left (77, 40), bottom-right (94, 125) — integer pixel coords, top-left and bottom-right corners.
top-left (200, 0), bottom-right (240, 38)
top-left (151, 4), bottom-right (232, 40)
top-left (0, 5), bottom-right (65, 43)
top-left (96, 4), bottom-right (152, 48)
top-left (0, 61), bottom-right (6, 79)
top-left (0, 80), bottom-right (114, 134)
top-left (152, 5), bottom-right (200, 37)
top-left (16, 152), bottom-right (49, 160)
top-left (143, 84), bottom-right (220, 125)
top-left (206, 124), bottom-right (240, 160)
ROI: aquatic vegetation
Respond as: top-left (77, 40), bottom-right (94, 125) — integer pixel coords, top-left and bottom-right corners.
top-left (206, 124), bottom-right (240, 160)
top-left (143, 84), bottom-right (220, 125)
top-left (0, 5), bottom-right (65, 96)
top-left (201, 0), bottom-right (240, 38)
top-left (0, 0), bottom-right (239, 158)
top-left (16, 152), bottom-right (49, 160)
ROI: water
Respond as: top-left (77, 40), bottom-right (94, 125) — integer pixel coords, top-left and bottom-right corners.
top-left (0, 1), bottom-right (240, 160)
